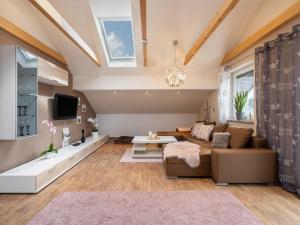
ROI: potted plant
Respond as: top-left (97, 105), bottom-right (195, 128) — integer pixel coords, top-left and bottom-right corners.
top-left (87, 117), bottom-right (99, 138)
top-left (40, 120), bottom-right (57, 159)
top-left (234, 91), bottom-right (248, 120)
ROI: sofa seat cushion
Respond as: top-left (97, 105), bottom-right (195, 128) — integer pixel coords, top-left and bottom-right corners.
top-left (165, 148), bottom-right (211, 164)
top-left (184, 136), bottom-right (212, 149)
top-left (212, 148), bottom-right (275, 154)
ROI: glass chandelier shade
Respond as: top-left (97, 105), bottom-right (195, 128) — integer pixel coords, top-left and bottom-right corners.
top-left (165, 40), bottom-right (186, 88)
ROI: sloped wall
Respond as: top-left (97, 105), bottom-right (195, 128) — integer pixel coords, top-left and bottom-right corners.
top-left (97, 113), bottom-right (197, 137)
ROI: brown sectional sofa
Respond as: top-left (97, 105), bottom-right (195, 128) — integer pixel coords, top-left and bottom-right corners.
top-left (160, 132), bottom-right (278, 185)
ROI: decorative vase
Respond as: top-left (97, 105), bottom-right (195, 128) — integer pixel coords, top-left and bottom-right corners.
top-left (236, 112), bottom-right (244, 120)
top-left (92, 131), bottom-right (99, 138)
top-left (81, 129), bottom-right (86, 143)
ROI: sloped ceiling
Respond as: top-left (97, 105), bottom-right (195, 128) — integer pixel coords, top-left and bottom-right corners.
top-left (22, 0), bottom-right (297, 113)
top-left (41, 0), bottom-right (263, 79)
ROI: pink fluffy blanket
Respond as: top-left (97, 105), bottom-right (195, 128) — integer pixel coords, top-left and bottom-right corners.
top-left (163, 141), bottom-right (200, 168)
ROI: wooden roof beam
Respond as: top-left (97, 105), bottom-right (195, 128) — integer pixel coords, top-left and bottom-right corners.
top-left (222, 0), bottom-right (300, 64)
top-left (29, 0), bottom-right (101, 66)
top-left (140, 0), bottom-right (147, 67)
top-left (184, 0), bottom-right (239, 65)
top-left (0, 16), bottom-right (67, 65)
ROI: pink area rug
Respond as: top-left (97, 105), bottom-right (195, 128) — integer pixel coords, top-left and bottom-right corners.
top-left (27, 191), bottom-right (262, 225)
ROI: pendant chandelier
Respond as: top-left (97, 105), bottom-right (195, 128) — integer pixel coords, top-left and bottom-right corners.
top-left (165, 40), bottom-right (186, 88)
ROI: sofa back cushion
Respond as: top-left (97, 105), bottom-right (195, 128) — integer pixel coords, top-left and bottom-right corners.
top-left (225, 127), bottom-right (254, 148)
top-left (196, 124), bottom-right (214, 141)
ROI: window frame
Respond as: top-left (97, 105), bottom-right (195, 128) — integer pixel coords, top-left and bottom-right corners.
top-left (98, 17), bottom-right (136, 66)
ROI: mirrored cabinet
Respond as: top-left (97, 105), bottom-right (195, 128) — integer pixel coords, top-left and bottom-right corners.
top-left (0, 46), bottom-right (38, 140)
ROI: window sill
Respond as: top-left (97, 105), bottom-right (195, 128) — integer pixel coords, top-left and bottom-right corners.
top-left (227, 119), bottom-right (254, 125)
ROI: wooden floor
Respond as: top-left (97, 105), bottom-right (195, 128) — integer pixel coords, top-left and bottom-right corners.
top-left (0, 140), bottom-right (300, 225)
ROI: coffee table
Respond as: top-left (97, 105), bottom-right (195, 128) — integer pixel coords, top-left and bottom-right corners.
top-left (131, 136), bottom-right (177, 159)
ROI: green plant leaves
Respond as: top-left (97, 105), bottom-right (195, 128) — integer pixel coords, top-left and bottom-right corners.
top-left (234, 91), bottom-right (248, 112)
top-left (40, 143), bottom-right (57, 156)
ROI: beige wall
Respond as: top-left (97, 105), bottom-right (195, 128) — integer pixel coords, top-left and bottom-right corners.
top-left (0, 32), bottom-right (96, 173)
top-left (97, 113), bottom-right (197, 137)
top-left (198, 90), bottom-right (219, 123)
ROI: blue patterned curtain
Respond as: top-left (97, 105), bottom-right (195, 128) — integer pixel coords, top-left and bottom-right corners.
top-left (255, 24), bottom-right (300, 196)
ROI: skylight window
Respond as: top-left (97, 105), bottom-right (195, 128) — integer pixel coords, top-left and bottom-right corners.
top-left (99, 18), bottom-right (136, 67)
top-left (21, 51), bottom-right (37, 61)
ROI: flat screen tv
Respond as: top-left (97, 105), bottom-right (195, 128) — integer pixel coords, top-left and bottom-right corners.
top-left (53, 94), bottom-right (78, 120)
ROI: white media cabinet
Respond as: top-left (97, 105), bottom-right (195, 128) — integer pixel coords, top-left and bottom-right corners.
top-left (0, 135), bottom-right (109, 193)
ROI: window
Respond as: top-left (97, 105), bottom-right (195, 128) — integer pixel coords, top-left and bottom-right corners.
top-left (231, 65), bottom-right (254, 120)
top-left (20, 50), bottom-right (37, 61)
top-left (99, 18), bottom-right (136, 67)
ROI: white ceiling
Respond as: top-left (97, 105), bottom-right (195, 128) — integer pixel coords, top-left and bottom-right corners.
top-left (84, 90), bottom-right (211, 113)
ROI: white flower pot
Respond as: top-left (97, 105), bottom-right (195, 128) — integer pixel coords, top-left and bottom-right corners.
top-left (92, 131), bottom-right (99, 138)
top-left (44, 152), bottom-right (56, 159)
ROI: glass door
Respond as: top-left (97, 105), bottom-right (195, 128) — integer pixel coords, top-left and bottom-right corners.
top-left (16, 47), bottom-right (38, 138)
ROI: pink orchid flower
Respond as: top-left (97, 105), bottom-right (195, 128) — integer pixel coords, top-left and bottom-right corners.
top-left (42, 120), bottom-right (57, 144)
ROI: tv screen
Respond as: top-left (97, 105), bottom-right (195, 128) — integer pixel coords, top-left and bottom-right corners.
top-left (53, 94), bottom-right (78, 120)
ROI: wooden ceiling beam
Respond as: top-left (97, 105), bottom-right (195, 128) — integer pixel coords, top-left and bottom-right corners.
top-left (222, 0), bottom-right (300, 64)
top-left (29, 0), bottom-right (101, 66)
top-left (184, 0), bottom-right (239, 65)
top-left (140, 0), bottom-right (147, 67)
top-left (0, 16), bottom-right (67, 65)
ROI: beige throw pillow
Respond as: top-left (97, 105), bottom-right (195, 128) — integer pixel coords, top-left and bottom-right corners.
top-left (196, 124), bottom-right (214, 141)
top-left (191, 123), bottom-right (203, 137)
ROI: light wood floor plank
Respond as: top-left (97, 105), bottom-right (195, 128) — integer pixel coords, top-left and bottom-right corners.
top-left (0, 140), bottom-right (299, 225)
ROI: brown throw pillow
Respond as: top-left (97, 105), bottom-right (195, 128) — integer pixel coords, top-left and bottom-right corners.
top-left (225, 127), bottom-right (254, 148)
top-left (210, 123), bottom-right (228, 140)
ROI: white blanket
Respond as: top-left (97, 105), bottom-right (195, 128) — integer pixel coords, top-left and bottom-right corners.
top-left (163, 141), bottom-right (200, 168)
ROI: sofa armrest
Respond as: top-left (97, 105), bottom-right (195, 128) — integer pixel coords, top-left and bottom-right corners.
top-left (211, 148), bottom-right (278, 184)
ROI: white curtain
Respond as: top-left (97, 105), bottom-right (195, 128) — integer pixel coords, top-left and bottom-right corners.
top-left (218, 67), bottom-right (231, 123)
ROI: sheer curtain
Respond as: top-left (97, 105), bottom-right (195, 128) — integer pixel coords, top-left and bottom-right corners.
top-left (218, 67), bottom-right (231, 123)
top-left (255, 24), bottom-right (300, 196)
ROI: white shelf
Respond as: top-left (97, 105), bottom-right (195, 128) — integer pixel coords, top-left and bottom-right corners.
top-left (0, 135), bottom-right (109, 193)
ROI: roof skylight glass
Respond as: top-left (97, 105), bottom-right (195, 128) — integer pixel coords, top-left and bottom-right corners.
top-left (21, 51), bottom-right (37, 60)
top-left (100, 19), bottom-right (135, 61)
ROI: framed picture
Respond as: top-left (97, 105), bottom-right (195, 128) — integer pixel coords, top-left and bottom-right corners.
top-left (82, 104), bottom-right (86, 112)
top-left (76, 116), bottom-right (81, 125)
